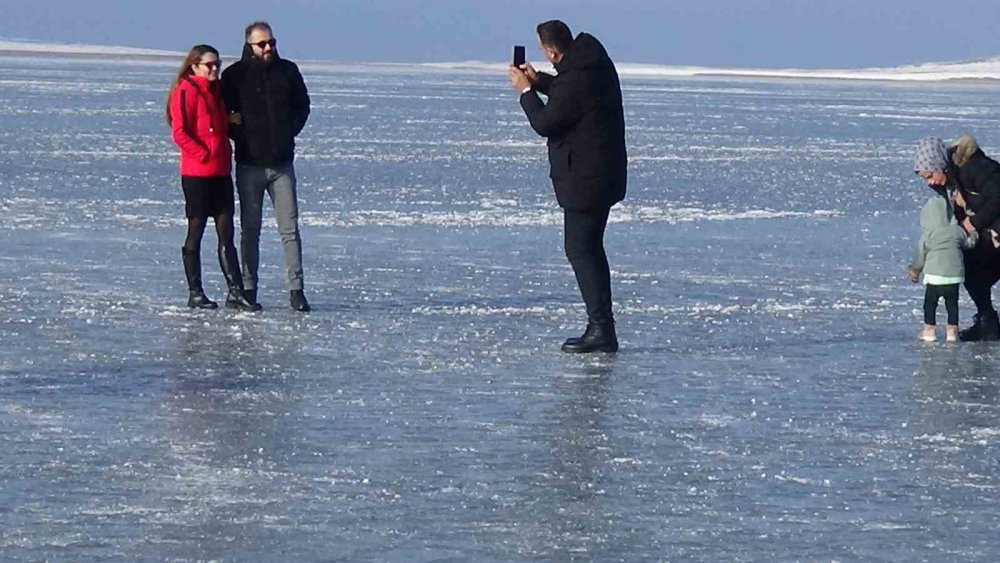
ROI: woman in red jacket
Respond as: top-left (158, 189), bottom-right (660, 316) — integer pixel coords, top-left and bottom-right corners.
top-left (166, 45), bottom-right (258, 311)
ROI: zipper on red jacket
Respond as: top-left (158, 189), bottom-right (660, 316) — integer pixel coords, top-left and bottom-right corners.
top-left (183, 76), bottom-right (225, 134)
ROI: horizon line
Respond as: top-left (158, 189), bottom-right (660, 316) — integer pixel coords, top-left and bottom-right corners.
top-left (2, 39), bottom-right (1000, 84)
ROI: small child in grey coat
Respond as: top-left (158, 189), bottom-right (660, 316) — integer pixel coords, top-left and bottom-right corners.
top-left (908, 191), bottom-right (978, 342)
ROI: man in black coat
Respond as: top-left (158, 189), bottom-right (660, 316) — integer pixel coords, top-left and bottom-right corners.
top-left (509, 20), bottom-right (627, 353)
top-left (222, 21), bottom-right (312, 312)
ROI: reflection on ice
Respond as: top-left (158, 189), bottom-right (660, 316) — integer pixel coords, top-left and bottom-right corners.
top-left (4, 53), bottom-right (1000, 560)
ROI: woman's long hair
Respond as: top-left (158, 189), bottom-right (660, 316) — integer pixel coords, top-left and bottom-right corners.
top-left (165, 44), bottom-right (220, 126)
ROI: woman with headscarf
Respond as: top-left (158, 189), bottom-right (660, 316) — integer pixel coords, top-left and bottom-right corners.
top-left (166, 45), bottom-right (259, 311)
top-left (914, 135), bottom-right (1000, 340)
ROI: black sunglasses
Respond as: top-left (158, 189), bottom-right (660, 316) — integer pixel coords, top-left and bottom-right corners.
top-left (197, 60), bottom-right (222, 69)
top-left (248, 39), bottom-right (277, 49)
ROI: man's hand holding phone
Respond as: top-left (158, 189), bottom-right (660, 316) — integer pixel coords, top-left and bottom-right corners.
top-left (519, 63), bottom-right (538, 84)
top-left (509, 45), bottom-right (537, 93)
top-left (508, 65), bottom-right (531, 93)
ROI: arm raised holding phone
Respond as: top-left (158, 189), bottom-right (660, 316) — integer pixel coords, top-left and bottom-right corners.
top-left (510, 45), bottom-right (554, 95)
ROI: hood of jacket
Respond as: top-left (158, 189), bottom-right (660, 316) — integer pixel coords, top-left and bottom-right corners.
top-left (554, 33), bottom-right (611, 73)
top-left (921, 193), bottom-right (954, 230)
top-left (951, 134), bottom-right (980, 167)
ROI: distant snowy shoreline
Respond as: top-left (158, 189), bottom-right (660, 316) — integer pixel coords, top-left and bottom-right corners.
top-left (422, 60), bottom-right (1000, 83)
top-left (3, 39), bottom-right (1000, 83)
top-left (0, 39), bottom-right (181, 57)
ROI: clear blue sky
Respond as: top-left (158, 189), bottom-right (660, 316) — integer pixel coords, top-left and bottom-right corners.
top-left (6, 0), bottom-right (1000, 68)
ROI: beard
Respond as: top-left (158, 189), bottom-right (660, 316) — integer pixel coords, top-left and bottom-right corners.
top-left (252, 50), bottom-right (274, 64)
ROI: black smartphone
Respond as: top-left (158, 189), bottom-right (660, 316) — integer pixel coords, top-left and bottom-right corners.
top-left (513, 45), bottom-right (525, 67)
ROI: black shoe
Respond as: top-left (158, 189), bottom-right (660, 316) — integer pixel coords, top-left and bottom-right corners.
top-left (561, 322), bottom-right (618, 353)
top-left (187, 289), bottom-right (218, 310)
top-left (960, 312), bottom-right (1000, 342)
top-left (290, 290), bottom-right (311, 312)
top-left (985, 313), bottom-right (1000, 341)
top-left (226, 289), bottom-right (262, 312)
top-left (563, 323), bottom-right (598, 347)
top-left (245, 289), bottom-right (258, 306)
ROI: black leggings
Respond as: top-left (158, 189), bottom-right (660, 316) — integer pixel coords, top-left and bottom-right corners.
top-left (183, 213), bottom-right (237, 257)
top-left (924, 284), bottom-right (960, 326)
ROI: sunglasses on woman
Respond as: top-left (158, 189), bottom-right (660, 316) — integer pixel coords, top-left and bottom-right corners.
top-left (197, 60), bottom-right (222, 69)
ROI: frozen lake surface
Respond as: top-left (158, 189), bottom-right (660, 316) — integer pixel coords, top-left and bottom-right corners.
top-left (3, 53), bottom-right (1000, 560)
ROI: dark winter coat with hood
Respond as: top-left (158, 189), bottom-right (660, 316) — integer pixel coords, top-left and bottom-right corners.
top-left (221, 43), bottom-right (310, 167)
top-left (947, 135), bottom-right (1000, 235)
top-left (520, 33), bottom-right (627, 212)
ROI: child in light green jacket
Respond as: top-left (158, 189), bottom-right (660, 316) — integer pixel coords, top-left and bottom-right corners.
top-left (909, 191), bottom-right (978, 342)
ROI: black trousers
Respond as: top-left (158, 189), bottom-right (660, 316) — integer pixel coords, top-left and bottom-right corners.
top-left (924, 283), bottom-right (960, 325)
top-left (564, 207), bottom-right (613, 325)
top-left (964, 245), bottom-right (1000, 316)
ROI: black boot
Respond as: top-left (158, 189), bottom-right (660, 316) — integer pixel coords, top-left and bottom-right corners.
top-left (958, 314), bottom-right (981, 341)
top-left (187, 290), bottom-right (217, 309)
top-left (218, 245), bottom-right (262, 312)
top-left (563, 323), bottom-right (598, 347)
top-left (561, 321), bottom-right (618, 353)
top-left (290, 289), bottom-right (311, 312)
top-left (182, 247), bottom-right (217, 309)
top-left (960, 312), bottom-right (1000, 342)
top-left (985, 312), bottom-right (1000, 341)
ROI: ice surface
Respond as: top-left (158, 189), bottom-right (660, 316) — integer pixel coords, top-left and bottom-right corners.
top-left (2, 52), bottom-right (1000, 561)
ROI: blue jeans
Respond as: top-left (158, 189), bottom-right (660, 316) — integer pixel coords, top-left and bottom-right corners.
top-left (235, 163), bottom-right (304, 291)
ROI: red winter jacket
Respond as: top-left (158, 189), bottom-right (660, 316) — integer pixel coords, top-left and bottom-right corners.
top-left (169, 76), bottom-right (232, 177)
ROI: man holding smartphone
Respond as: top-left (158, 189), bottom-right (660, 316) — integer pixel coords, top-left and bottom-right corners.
top-left (222, 21), bottom-right (312, 312)
top-left (508, 20), bottom-right (627, 353)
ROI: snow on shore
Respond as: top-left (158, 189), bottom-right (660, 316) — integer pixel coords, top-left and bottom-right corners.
top-left (424, 58), bottom-right (1000, 83)
top-left (3, 39), bottom-right (1000, 82)
top-left (0, 39), bottom-right (180, 57)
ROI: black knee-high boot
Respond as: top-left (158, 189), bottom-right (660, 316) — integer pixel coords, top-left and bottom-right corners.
top-left (218, 245), bottom-right (262, 312)
top-left (182, 247), bottom-right (218, 309)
